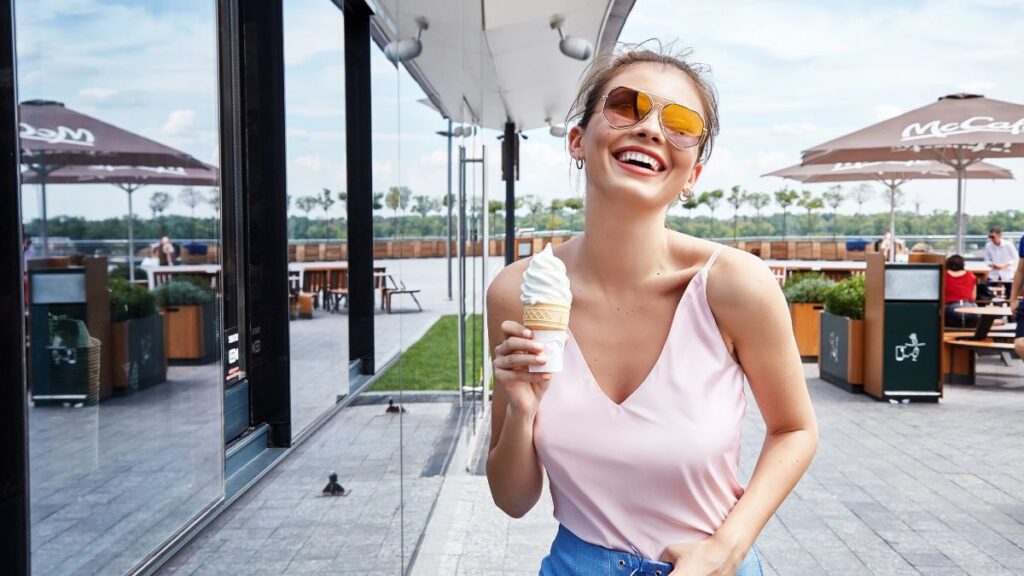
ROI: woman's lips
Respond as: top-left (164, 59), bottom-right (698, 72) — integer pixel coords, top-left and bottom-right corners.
top-left (613, 155), bottom-right (661, 177)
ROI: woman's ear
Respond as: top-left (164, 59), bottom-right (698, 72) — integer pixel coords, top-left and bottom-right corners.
top-left (685, 162), bottom-right (704, 190)
top-left (567, 125), bottom-right (585, 161)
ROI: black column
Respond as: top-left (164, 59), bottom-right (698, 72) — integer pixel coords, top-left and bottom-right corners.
top-left (344, 0), bottom-right (374, 374)
top-left (0, 0), bottom-right (30, 572)
top-left (502, 120), bottom-right (516, 265)
top-left (220, 0), bottom-right (291, 446)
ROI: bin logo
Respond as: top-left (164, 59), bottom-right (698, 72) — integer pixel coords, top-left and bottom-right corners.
top-left (828, 332), bottom-right (839, 363)
top-left (894, 333), bottom-right (926, 362)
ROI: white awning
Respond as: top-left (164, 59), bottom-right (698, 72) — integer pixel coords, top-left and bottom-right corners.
top-left (369, 0), bottom-right (635, 132)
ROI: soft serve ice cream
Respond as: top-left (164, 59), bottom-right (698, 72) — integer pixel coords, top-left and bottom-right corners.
top-left (521, 243), bottom-right (572, 373)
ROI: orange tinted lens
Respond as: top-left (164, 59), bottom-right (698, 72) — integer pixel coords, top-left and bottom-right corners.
top-left (602, 87), bottom-right (643, 127)
top-left (662, 104), bottom-right (704, 148)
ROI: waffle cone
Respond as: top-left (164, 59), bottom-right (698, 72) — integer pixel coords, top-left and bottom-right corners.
top-left (522, 302), bottom-right (570, 331)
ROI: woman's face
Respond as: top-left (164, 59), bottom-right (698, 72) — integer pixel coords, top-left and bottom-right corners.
top-left (568, 63), bottom-right (706, 211)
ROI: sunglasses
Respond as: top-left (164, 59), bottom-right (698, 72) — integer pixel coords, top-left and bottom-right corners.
top-left (599, 86), bottom-right (707, 150)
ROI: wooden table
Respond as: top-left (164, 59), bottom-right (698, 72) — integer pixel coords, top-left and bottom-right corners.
top-left (953, 306), bottom-right (1013, 340)
top-left (142, 264), bottom-right (220, 289)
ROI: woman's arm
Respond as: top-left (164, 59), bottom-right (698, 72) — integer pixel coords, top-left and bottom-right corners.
top-left (663, 249), bottom-right (818, 573)
top-left (485, 263), bottom-right (548, 518)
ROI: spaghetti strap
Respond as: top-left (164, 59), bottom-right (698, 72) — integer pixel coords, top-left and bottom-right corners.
top-left (699, 246), bottom-right (725, 279)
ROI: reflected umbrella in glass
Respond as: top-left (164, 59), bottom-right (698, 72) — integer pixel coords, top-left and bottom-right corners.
top-left (20, 161), bottom-right (219, 281)
top-left (18, 100), bottom-right (210, 264)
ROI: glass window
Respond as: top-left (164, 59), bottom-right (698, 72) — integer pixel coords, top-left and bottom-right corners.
top-left (284, 0), bottom-right (349, 438)
top-left (17, 2), bottom-right (224, 574)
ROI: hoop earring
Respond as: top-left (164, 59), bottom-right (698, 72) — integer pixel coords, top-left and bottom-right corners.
top-left (575, 158), bottom-right (584, 170)
top-left (678, 188), bottom-right (692, 202)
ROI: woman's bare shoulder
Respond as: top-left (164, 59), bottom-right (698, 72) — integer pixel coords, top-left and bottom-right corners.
top-left (487, 256), bottom-right (529, 318)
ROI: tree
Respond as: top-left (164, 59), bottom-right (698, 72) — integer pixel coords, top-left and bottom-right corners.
top-left (527, 196), bottom-right (544, 228)
top-left (488, 200), bottom-right (504, 231)
top-left (296, 195), bottom-right (318, 220)
top-left (746, 192), bottom-right (771, 235)
top-left (682, 195), bottom-right (702, 228)
top-left (372, 191), bottom-right (385, 211)
top-left (207, 188), bottom-right (221, 215)
top-left (797, 190), bottom-right (824, 235)
top-left (773, 188), bottom-right (799, 239)
top-left (698, 189), bottom-right (724, 237)
top-left (178, 187), bottom-right (203, 241)
top-left (547, 198), bottom-right (564, 230)
top-left (318, 188), bottom-right (336, 240)
top-left (563, 197), bottom-right (584, 230)
top-left (385, 186), bottom-right (411, 216)
top-left (821, 184), bottom-right (846, 240)
top-left (149, 191), bottom-right (172, 233)
top-left (850, 183), bottom-right (875, 216)
top-left (882, 185), bottom-right (905, 238)
top-left (413, 195), bottom-right (435, 219)
top-left (727, 185), bottom-right (745, 241)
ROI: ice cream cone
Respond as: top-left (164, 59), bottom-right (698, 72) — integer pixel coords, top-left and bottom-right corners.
top-left (522, 302), bottom-right (570, 332)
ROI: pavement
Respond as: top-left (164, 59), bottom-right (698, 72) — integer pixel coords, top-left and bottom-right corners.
top-left (414, 359), bottom-right (1024, 576)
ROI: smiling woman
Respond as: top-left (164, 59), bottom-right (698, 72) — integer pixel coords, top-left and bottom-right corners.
top-left (486, 43), bottom-right (818, 576)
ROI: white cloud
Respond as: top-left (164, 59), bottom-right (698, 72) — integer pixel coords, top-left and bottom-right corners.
top-left (295, 154), bottom-right (322, 172)
top-left (78, 86), bottom-right (116, 99)
top-left (872, 105), bottom-right (904, 122)
top-left (161, 109), bottom-right (197, 135)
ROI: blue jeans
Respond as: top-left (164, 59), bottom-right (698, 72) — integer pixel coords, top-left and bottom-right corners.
top-left (539, 524), bottom-right (764, 576)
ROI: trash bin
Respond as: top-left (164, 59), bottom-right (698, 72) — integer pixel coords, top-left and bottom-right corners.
top-left (45, 317), bottom-right (101, 405)
top-left (29, 268), bottom-right (89, 403)
top-left (864, 254), bottom-right (942, 401)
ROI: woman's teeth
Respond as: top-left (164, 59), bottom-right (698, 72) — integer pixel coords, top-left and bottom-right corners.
top-left (614, 150), bottom-right (662, 172)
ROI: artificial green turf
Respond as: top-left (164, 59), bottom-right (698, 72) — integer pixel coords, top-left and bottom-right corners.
top-left (369, 314), bottom-right (485, 391)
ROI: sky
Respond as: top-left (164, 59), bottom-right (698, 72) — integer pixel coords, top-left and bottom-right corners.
top-left (15, 0), bottom-right (1024, 224)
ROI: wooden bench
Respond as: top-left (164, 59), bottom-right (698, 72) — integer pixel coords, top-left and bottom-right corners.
top-left (943, 333), bottom-right (1018, 384)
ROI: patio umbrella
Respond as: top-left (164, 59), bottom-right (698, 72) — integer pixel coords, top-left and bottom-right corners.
top-left (18, 100), bottom-right (207, 256)
top-left (20, 164), bottom-right (220, 280)
top-left (765, 160), bottom-right (1013, 260)
top-left (800, 94), bottom-right (1024, 252)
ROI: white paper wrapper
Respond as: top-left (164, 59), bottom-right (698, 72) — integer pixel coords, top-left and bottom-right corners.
top-left (528, 330), bottom-right (566, 373)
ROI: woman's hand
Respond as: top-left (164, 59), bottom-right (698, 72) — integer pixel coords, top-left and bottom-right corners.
top-left (661, 536), bottom-right (743, 576)
top-left (492, 320), bottom-right (552, 417)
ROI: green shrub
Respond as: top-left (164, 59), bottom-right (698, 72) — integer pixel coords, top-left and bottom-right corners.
top-left (823, 275), bottom-right (866, 320)
top-left (153, 279), bottom-right (215, 306)
top-left (786, 271), bottom-right (827, 285)
top-left (783, 276), bottom-right (835, 304)
top-left (109, 278), bottom-right (157, 322)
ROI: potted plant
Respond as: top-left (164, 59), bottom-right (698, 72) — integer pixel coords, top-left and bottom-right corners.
top-left (819, 275), bottom-right (866, 392)
top-left (109, 278), bottom-right (166, 391)
top-left (154, 278), bottom-right (217, 364)
top-left (783, 272), bottom-right (834, 361)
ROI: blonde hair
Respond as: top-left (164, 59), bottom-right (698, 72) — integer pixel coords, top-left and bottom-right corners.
top-left (566, 41), bottom-right (720, 164)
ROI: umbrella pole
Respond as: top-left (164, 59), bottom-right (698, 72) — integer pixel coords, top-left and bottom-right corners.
top-left (40, 177), bottom-right (49, 258)
top-left (956, 167), bottom-right (966, 255)
top-left (887, 181), bottom-right (898, 263)
top-left (127, 186), bottom-right (135, 282)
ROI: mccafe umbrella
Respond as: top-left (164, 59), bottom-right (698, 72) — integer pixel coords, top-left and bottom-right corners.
top-left (766, 160), bottom-right (1013, 259)
top-left (19, 100), bottom-right (207, 255)
top-left (800, 94), bottom-right (1024, 252)
top-left (20, 163), bottom-right (220, 280)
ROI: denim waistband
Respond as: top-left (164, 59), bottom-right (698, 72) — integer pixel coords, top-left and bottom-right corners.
top-left (540, 524), bottom-right (763, 576)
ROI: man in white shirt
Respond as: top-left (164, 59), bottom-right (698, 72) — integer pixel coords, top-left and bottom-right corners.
top-left (984, 227), bottom-right (1018, 283)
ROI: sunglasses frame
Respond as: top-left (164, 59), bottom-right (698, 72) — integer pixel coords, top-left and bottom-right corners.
top-left (598, 85), bottom-right (708, 150)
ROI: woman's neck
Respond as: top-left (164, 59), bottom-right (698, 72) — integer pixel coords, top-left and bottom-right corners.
top-left (574, 199), bottom-right (674, 291)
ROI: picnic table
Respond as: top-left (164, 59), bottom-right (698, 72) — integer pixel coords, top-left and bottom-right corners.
top-left (952, 305), bottom-right (1014, 341)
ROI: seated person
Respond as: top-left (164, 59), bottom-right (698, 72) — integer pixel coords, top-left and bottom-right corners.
top-left (944, 254), bottom-right (978, 328)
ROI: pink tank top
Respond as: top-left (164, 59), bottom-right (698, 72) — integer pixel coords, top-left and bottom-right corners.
top-left (534, 247), bottom-right (746, 561)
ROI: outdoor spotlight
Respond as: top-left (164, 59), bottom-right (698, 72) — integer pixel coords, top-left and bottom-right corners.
top-left (547, 117), bottom-right (567, 138)
top-left (452, 125), bottom-right (476, 138)
top-left (550, 15), bottom-right (593, 61)
top-left (385, 16), bottom-right (428, 64)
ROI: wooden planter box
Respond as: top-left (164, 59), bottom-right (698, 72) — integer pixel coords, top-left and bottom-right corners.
top-left (112, 314), bottom-right (167, 392)
top-left (818, 311), bottom-right (864, 392)
top-left (162, 300), bottom-right (217, 364)
top-left (790, 303), bottom-right (824, 360)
